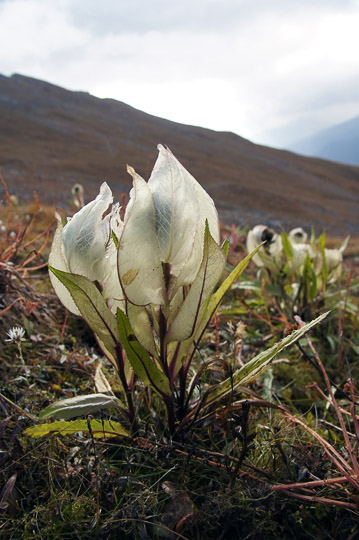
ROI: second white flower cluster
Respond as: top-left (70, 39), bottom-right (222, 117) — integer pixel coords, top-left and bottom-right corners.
top-left (247, 225), bottom-right (345, 280)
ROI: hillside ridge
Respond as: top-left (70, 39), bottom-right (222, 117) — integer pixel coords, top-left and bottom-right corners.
top-left (0, 73), bottom-right (358, 234)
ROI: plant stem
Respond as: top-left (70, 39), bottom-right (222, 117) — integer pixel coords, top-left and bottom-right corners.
top-left (115, 344), bottom-right (137, 432)
top-left (163, 394), bottom-right (176, 435)
top-left (158, 307), bottom-right (170, 379)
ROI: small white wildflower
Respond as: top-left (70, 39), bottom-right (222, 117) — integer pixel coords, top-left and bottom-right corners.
top-left (5, 326), bottom-right (26, 342)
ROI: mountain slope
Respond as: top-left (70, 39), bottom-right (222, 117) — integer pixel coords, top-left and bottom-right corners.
top-left (0, 73), bottom-right (358, 235)
top-left (290, 116), bottom-right (359, 166)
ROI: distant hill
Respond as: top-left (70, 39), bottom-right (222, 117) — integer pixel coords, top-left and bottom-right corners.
top-left (290, 116), bottom-right (359, 167)
top-left (0, 73), bottom-right (358, 235)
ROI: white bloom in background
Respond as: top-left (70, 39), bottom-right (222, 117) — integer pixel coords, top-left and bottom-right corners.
top-left (325, 248), bottom-right (343, 279)
top-left (246, 222), bottom-right (346, 283)
top-left (291, 243), bottom-right (312, 272)
top-left (288, 227), bottom-right (318, 273)
top-left (5, 326), bottom-right (26, 342)
top-left (118, 145), bottom-right (220, 306)
top-left (246, 225), bottom-right (283, 273)
top-left (71, 183), bottom-right (85, 209)
top-left (288, 227), bottom-right (308, 245)
top-left (49, 183), bottom-right (123, 314)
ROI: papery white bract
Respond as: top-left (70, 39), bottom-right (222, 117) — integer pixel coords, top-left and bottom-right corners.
top-left (148, 145), bottom-right (219, 270)
top-left (49, 143), bottom-right (224, 367)
top-left (118, 145), bottom-right (220, 306)
top-left (117, 170), bottom-right (166, 307)
top-left (62, 183), bottom-right (115, 281)
top-left (49, 182), bottom-right (123, 314)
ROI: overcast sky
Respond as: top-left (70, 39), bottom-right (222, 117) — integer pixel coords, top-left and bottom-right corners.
top-left (0, 0), bottom-right (358, 147)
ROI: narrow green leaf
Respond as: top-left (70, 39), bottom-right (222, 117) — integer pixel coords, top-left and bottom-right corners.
top-left (112, 230), bottom-right (119, 248)
top-left (117, 309), bottom-right (171, 396)
top-left (168, 245), bottom-right (263, 377)
top-left (127, 303), bottom-right (158, 358)
top-left (310, 226), bottom-right (316, 244)
top-left (317, 231), bottom-right (326, 252)
top-left (221, 238), bottom-right (230, 256)
top-left (166, 225), bottom-right (226, 342)
top-left (49, 267), bottom-right (120, 366)
top-left (205, 244), bottom-right (262, 313)
top-left (317, 232), bottom-right (328, 287)
top-left (38, 393), bottom-right (124, 420)
top-left (192, 311), bottom-right (330, 414)
top-left (281, 231), bottom-right (293, 261)
top-left (302, 255), bottom-right (316, 301)
top-left (310, 268), bottom-right (317, 300)
top-left (23, 419), bottom-right (129, 438)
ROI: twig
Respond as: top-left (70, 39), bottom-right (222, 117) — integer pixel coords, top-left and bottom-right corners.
top-left (274, 489), bottom-right (359, 510)
top-left (0, 392), bottom-right (38, 421)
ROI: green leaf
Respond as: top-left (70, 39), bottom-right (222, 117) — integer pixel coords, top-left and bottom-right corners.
top-left (221, 238), bottom-right (230, 256)
top-left (281, 232), bottom-right (293, 261)
top-left (166, 224), bottom-right (226, 342)
top-left (111, 230), bottom-right (119, 248)
top-left (318, 230), bottom-right (326, 252)
top-left (310, 268), bottom-right (317, 300)
top-left (23, 419), bottom-right (129, 438)
top-left (168, 245), bottom-right (263, 377)
top-left (317, 231), bottom-right (328, 287)
top-left (192, 311), bottom-right (330, 414)
top-left (127, 303), bottom-right (158, 358)
top-left (310, 226), bottom-right (316, 245)
top-left (217, 243), bottom-right (261, 294)
top-left (302, 255), bottom-right (317, 301)
top-left (117, 309), bottom-right (171, 396)
top-left (38, 393), bottom-right (124, 420)
top-left (48, 267), bottom-right (120, 367)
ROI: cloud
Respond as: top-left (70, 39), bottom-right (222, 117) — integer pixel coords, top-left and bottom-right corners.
top-left (0, 0), bottom-right (358, 145)
top-left (60, 0), bottom-right (359, 34)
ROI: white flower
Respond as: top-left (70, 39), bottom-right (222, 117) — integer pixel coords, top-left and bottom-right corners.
top-left (49, 146), bottom-right (221, 320)
top-left (288, 228), bottom-right (318, 273)
top-left (246, 225), bottom-right (283, 273)
top-left (291, 243), bottom-right (313, 272)
top-left (118, 145), bottom-right (220, 306)
top-left (325, 248), bottom-right (343, 279)
top-left (288, 227), bottom-right (308, 244)
top-left (49, 183), bottom-right (124, 315)
top-left (5, 326), bottom-right (26, 342)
